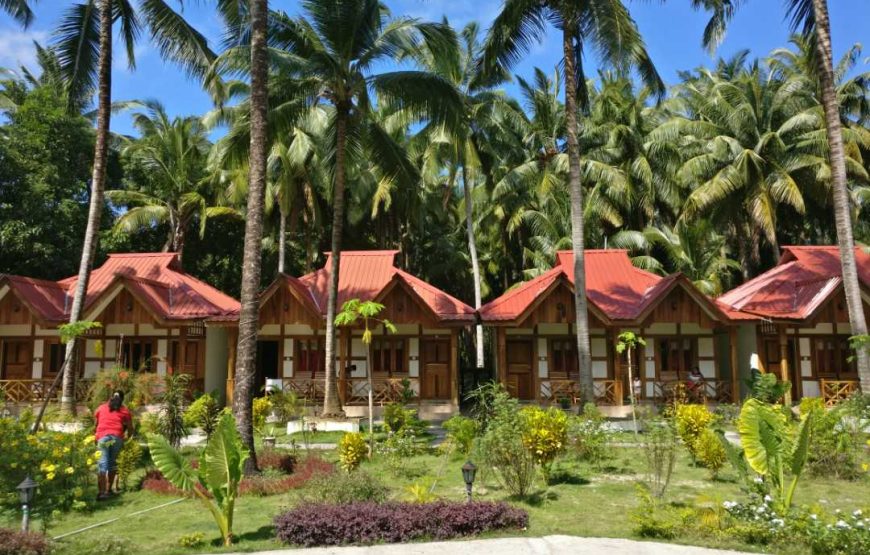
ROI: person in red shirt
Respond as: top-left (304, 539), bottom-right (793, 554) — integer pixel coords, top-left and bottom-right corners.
top-left (94, 390), bottom-right (133, 500)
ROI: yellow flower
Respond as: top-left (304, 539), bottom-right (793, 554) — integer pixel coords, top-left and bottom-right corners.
top-left (46, 472), bottom-right (55, 481)
top-left (65, 466), bottom-right (75, 475)
top-left (10, 463), bottom-right (17, 469)
top-left (63, 446), bottom-right (71, 454)
top-left (863, 462), bottom-right (869, 472)
top-left (94, 450), bottom-right (102, 459)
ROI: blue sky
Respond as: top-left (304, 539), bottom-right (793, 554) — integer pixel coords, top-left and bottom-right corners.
top-left (1, 0), bottom-right (868, 137)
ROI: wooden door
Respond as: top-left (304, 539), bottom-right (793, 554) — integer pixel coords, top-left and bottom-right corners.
top-left (420, 339), bottom-right (450, 400)
top-left (2, 340), bottom-right (32, 379)
top-left (506, 339), bottom-right (533, 400)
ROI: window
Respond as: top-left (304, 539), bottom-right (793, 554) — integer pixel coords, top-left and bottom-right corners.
top-left (813, 336), bottom-right (856, 379)
top-left (657, 337), bottom-right (697, 380)
top-left (372, 338), bottom-right (406, 375)
top-left (120, 339), bottom-right (155, 371)
top-left (45, 342), bottom-right (66, 376)
top-left (296, 338), bottom-right (325, 378)
top-left (549, 339), bottom-right (577, 379)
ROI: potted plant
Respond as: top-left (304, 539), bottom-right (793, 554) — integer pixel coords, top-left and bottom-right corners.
top-left (263, 425), bottom-right (277, 448)
top-left (558, 397), bottom-right (571, 410)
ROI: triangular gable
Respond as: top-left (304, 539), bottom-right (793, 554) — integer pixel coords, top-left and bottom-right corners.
top-left (514, 275), bottom-right (612, 327)
top-left (84, 279), bottom-right (165, 326)
top-left (258, 274), bottom-right (323, 326)
top-left (0, 275), bottom-right (67, 325)
top-left (634, 274), bottom-right (730, 326)
top-left (374, 275), bottom-right (443, 326)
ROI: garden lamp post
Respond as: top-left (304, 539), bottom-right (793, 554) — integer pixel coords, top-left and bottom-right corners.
top-left (16, 476), bottom-right (37, 532)
top-left (461, 461), bottom-right (477, 503)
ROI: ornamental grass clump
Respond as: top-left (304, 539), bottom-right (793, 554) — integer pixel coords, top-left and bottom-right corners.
top-left (274, 501), bottom-right (528, 547)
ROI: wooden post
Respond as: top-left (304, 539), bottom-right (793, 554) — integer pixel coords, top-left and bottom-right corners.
top-left (778, 326), bottom-right (792, 406)
top-left (729, 326), bottom-right (739, 403)
top-left (450, 328), bottom-right (459, 406)
top-left (611, 328), bottom-right (623, 406)
top-left (225, 327), bottom-right (237, 404)
top-left (496, 327), bottom-right (507, 388)
top-left (179, 325), bottom-right (187, 376)
top-left (338, 327), bottom-right (348, 405)
top-left (532, 325), bottom-right (540, 404)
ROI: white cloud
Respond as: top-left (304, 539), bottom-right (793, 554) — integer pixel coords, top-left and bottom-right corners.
top-left (0, 27), bottom-right (48, 73)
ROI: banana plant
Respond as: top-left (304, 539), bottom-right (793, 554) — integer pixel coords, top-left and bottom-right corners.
top-left (737, 398), bottom-right (813, 511)
top-left (149, 411), bottom-right (248, 546)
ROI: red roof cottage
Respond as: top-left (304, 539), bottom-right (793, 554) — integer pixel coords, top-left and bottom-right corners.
top-left (716, 246), bottom-right (869, 404)
top-left (480, 250), bottom-right (736, 407)
top-left (0, 253), bottom-right (239, 402)
top-left (233, 251), bottom-right (474, 415)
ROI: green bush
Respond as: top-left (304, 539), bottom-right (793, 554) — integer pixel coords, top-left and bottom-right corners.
top-left (116, 439), bottom-right (143, 491)
top-left (157, 373), bottom-right (190, 448)
top-left (747, 372), bottom-right (790, 404)
top-left (478, 384), bottom-right (536, 496)
top-left (631, 484), bottom-right (679, 539)
top-left (521, 406), bottom-right (568, 482)
top-left (694, 428), bottom-right (726, 478)
top-left (177, 532), bottom-right (205, 548)
top-left (674, 404), bottom-right (714, 461)
top-left (641, 419), bottom-right (678, 499)
top-left (804, 401), bottom-right (863, 480)
top-left (269, 390), bottom-right (303, 423)
top-left (338, 432), bottom-right (368, 472)
top-left (568, 403), bottom-right (610, 466)
top-left (383, 403), bottom-right (426, 435)
top-left (443, 415), bottom-right (478, 456)
top-left (87, 367), bottom-right (161, 411)
top-left (297, 469), bottom-right (388, 505)
top-left (183, 393), bottom-right (222, 439)
top-left (252, 396), bottom-right (272, 432)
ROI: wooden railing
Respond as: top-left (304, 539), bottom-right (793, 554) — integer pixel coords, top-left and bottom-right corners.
top-left (651, 379), bottom-right (733, 404)
top-left (277, 377), bottom-right (419, 406)
top-left (820, 380), bottom-right (860, 407)
top-left (538, 379), bottom-right (622, 405)
top-left (0, 379), bottom-right (92, 404)
top-left (594, 379), bottom-right (621, 405)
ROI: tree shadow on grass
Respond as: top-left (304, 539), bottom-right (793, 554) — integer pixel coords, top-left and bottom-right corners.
top-left (513, 489), bottom-right (559, 507)
top-left (547, 468), bottom-right (591, 486)
top-left (234, 525), bottom-right (275, 543)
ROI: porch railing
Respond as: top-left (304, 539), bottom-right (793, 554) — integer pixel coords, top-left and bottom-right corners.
top-left (277, 376), bottom-right (419, 406)
top-left (820, 380), bottom-right (860, 407)
top-left (651, 379), bottom-right (733, 404)
top-left (538, 379), bottom-right (621, 405)
top-left (0, 379), bottom-right (93, 404)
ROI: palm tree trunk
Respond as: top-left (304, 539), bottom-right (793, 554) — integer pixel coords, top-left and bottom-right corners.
top-left (59, 0), bottom-right (113, 415)
top-left (322, 105), bottom-right (348, 417)
top-left (233, 0), bottom-right (268, 475)
top-left (812, 0), bottom-right (870, 389)
top-left (278, 208), bottom-right (287, 274)
top-left (462, 161), bottom-right (485, 369)
top-left (562, 29), bottom-right (594, 404)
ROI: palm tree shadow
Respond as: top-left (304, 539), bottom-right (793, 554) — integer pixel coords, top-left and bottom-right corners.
top-left (234, 525), bottom-right (274, 543)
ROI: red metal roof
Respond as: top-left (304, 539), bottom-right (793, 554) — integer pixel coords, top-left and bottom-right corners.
top-left (480, 250), bottom-right (724, 324)
top-left (271, 251), bottom-right (474, 323)
top-left (715, 246), bottom-right (870, 321)
top-left (2, 253), bottom-right (239, 324)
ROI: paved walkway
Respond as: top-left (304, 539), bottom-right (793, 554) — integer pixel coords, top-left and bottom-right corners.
top-left (219, 535), bottom-right (751, 555)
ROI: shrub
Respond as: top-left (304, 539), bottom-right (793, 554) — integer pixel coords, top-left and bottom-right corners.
top-left (674, 404), bottom-right (714, 461)
top-left (338, 432), bottom-right (367, 472)
top-left (443, 415), bottom-right (478, 456)
top-left (747, 372), bottom-right (790, 404)
top-left (87, 367), bottom-right (162, 411)
top-left (177, 532), bottom-right (205, 548)
top-left (183, 393), bottom-right (222, 439)
top-left (116, 439), bottom-right (143, 491)
top-left (631, 485), bottom-right (678, 539)
top-left (269, 390), bottom-right (303, 423)
top-left (274, 501), bottom-right (529, 547)
top-left (694, 428), bottom-right (726, 478)
top-left (252, 396), bottom-right (272, 432)
top-left (257, 449), bottom-right (296, 474)
top-left (641, 419), bottom-right (677, 499)
top-left (157, 373), bottom-right (190, 448)
top-left (478, 386), bottom-right (536, 496)
top-left (520, 406), bottom-right (568, 482)
top-left (568, 403), bottom-right (610, 466)
top-left (0, 418), bottom-right (97, 523)
top-left (801, 399), bottom-right (863, 480)
top-left (297, 470), bottom-right (388, 505)
top-left (0, 528), bottom-right (51, 555)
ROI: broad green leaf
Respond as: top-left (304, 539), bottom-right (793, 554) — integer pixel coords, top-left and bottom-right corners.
top-left (148, 434), bottom-right (199, 492)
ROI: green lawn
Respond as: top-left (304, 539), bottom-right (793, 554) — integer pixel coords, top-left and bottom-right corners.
top-left (5, 443), bottom-right (868, 555)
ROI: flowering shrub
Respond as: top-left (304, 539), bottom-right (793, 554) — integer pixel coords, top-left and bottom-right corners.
top-left (0, 527), bottom-right (51, 555)
top-left (568, 403), bottom-right (610, 466)
top-left (87, 367), bottom-right (160, 411)
top-left (674, 404), bottom-right (714, 461)
top-left (252, 396), bottom-right (272, 431)
top-left (274, 501), bottom-right (529, 546)
top-left (0, 418), bottom-right (97, 523)
top-left (521, 406), bottom-right (568, 481)
top-left (338, 432), bottom-right (368, 471)
top-left (792, 508), bottom-right (870, 554)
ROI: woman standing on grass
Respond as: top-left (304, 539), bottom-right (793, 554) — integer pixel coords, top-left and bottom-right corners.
top-left (94, 390), bottom-right (133, 500)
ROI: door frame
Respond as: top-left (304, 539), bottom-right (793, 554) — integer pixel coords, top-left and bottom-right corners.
top-left (420, 337), bottom-right (451, 400)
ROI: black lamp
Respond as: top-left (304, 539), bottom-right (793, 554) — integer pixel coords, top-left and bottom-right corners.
top-left (461, 461), bottom-right (477, 503)
top-left (16, 476), bottom-right (37, 532)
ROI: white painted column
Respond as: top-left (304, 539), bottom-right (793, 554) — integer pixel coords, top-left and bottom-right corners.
top-left (32, 339), bottom-right (44, 378)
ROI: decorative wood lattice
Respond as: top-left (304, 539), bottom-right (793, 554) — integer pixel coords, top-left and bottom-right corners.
top-left (0, 379), bottom-right (92, 403)
top-left (820, 380), bottom-right (860, 407)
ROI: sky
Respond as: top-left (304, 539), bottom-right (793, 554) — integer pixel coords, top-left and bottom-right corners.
top-left (1, 0), bottom-right (869, 137)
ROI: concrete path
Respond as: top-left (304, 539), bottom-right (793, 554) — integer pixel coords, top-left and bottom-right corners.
top-left (219, 535), bottom-right (751, 555)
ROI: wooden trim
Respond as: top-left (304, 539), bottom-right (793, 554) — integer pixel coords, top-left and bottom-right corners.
top-left (450, 328), bottom-right (459, 405)
top-left (729, 326), bottom-right (739, 402)
top-left (778, 326), bottom-right (792, 405)
top-left (532, 325), bottom-right (539, 402)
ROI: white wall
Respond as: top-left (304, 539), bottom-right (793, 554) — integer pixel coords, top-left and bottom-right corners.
top-left (31, 339), bottom-right (44, 378)
top-left (282, 338), bottom-right (294, 377)
top-left (408, 338), bottom-right (419, 377)
top-left (205, 326), bottom-right (228, 401)
top-left (538, 337), bottom-right (548, 377)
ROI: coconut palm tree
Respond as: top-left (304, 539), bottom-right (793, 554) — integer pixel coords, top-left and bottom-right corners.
top-left (50, 0), bottom-right (213, 414)
top-left (698, 0), bottom-right (870, 388)
top-left (227, 1), bottom-right (461, 416)
top-left (107, 102), bottom-right (238, 262)
top-left (1, 0), bottom-right (34, 27)
top-left (481, 0), bottom-right (664, 403)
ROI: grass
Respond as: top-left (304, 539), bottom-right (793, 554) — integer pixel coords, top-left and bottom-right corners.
top-left (3, 431), bottom-right (868, 554)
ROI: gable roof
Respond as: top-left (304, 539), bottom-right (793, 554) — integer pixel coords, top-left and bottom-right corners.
top-left (263, 251), bottom-right (475, 324)
top-left (480, 250), bottom-right (727, 324)
top-left (1, 253), bottom-right (239, 325)
top-left (716, 246), bottom-right (870, 321)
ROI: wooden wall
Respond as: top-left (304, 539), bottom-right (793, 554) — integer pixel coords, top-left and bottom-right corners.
top-left (0, 292), bottom-right (35, 326)
top-left (259, 284), bottom-right (321, 327)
